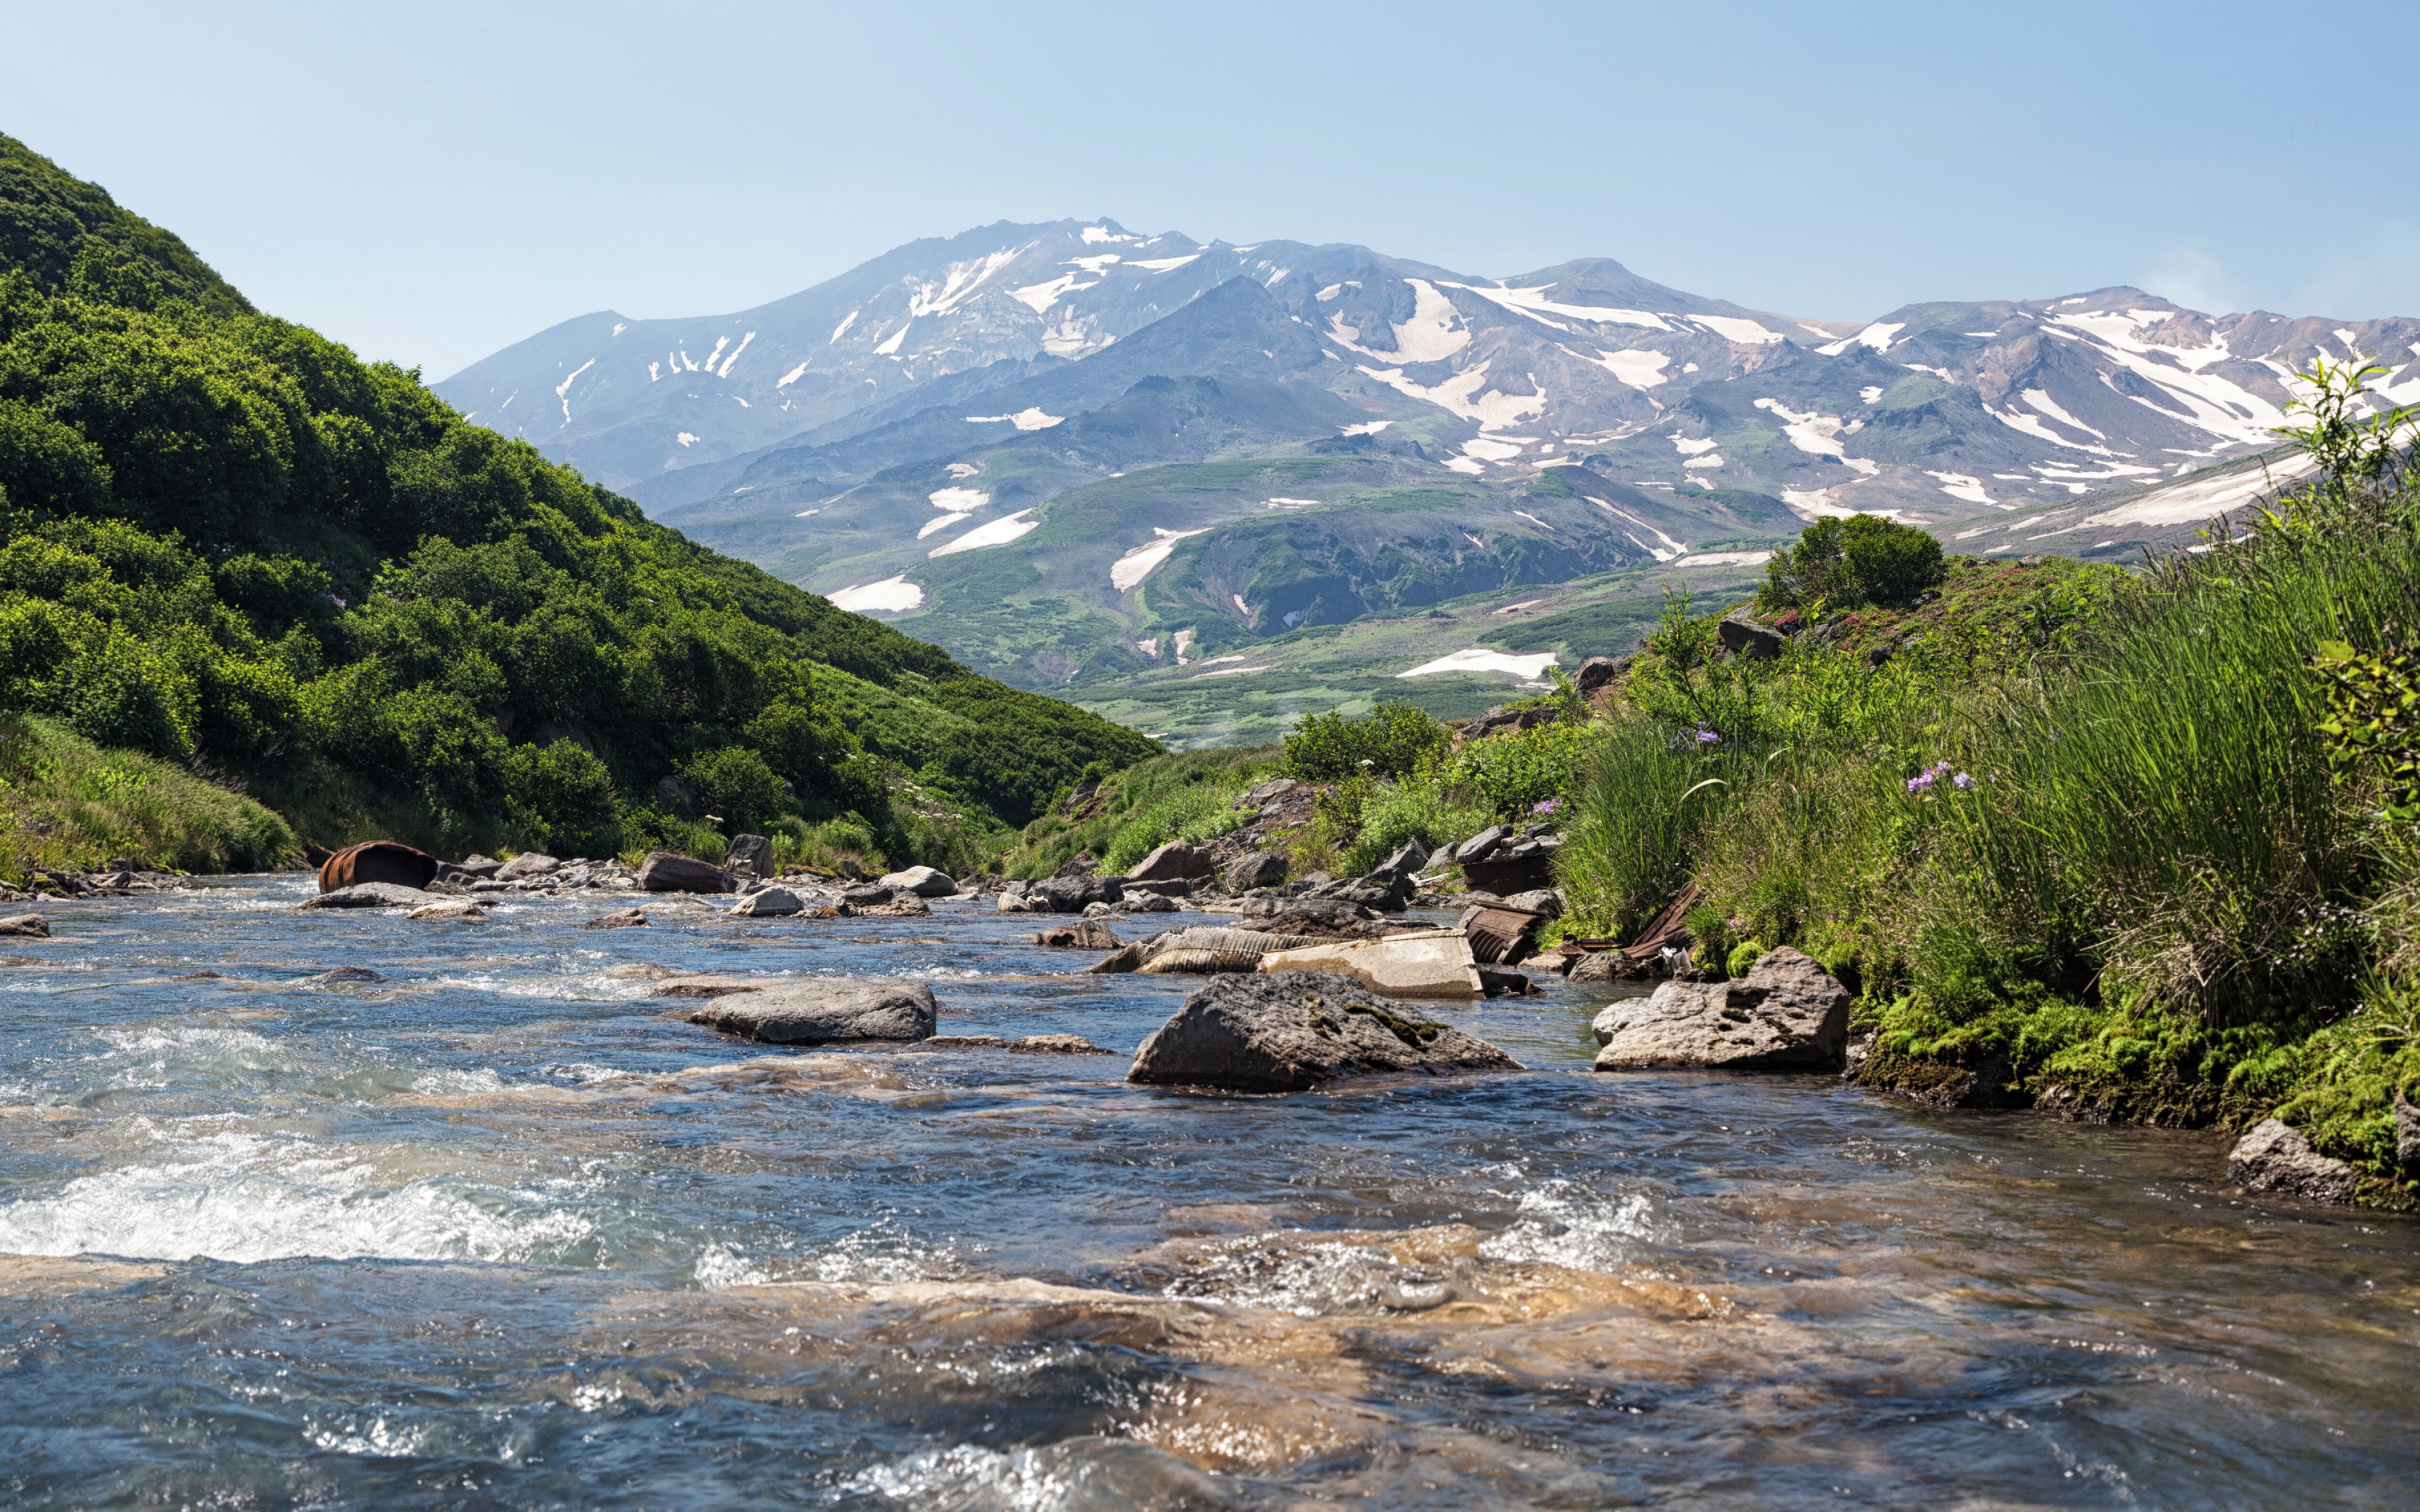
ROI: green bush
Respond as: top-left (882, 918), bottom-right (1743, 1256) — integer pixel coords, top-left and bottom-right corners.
top-left (1342, 780), bottom-right (1494, 876)
top-left (505, 740), bottom-right (623, 857)
top-left (1759, 513), bottom-right (1945, 612)
top-left (1102, 782), bottom-right (1248, 872)
top-left (1282, 701), bottom-right (1449, 781)
top-left (679, 745), bottom-right (788, 835)
top-left (1438, 719), bottom-right (1594, 820)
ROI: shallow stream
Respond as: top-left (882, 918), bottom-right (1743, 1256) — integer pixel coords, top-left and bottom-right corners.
top-left (1, 876), bottom-right (2414, 1508)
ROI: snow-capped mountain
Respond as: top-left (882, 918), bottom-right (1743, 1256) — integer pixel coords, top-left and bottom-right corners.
top-left (438, 217), bottom-right (2419, 520)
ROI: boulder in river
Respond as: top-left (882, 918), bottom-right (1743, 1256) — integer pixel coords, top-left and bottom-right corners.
top-left (1257, 929), bottom-right (1485, 999)
top-left (495, 852), bottom-right (559, 881)
top-left (0, 914), bottom-right (49, 937)
top-left (301, 883), bottom-right (447, 910)
top-left (665, 975), bottom-right (939, 1043)
top-left (406, 900), bottom-right (488, 922)
top-left (729, 886), bottom-right (804, 917)
top-left (1128, 970), bottom-right (1523, 1092)
top-left (1592, 946), bottom-right (1850, 1071)
top-left (582, 908), bottom-right (648, 929)
top-left (1127, 841), bottom-right (1214, 881)
top-left (637, 852), bottom-right (730, 893)
top-left (878, 865), bottom-right (957, 897)
top-left (2228, 1118), bottom-right (2359, 1204)
top-left (1035, 920), bottom-right (1121, 949)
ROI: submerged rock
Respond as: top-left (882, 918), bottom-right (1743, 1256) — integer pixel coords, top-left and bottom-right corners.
top-left (406, 900), bottom-right (488, 922)
top-left (666, 975), bottom-right (938, 1043)
top-left (1128, 970), bottom-right (1522, 1092)
top-left (1593, 947), bottom-right (1850, 1072)
top-left (582, 908), bottom-right (648, 929)
top-left (1035, 920), bottom-right (1121, 949)
top-left (2228, 1118), bottom-right (2359, 1204)
top-left (300, 883), bottom-right (446, 910)
top-left (914, 1033), bottom-right (1115, 1055)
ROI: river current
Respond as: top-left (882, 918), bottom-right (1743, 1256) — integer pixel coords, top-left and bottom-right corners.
top-left (0, 875), bottom-right (2412, 1508)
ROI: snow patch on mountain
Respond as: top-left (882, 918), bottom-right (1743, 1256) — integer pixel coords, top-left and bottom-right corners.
top-left (928, 508), bottom-right (1039, 558)
top-left (828, 576), bottom-right (925, 613)
top-left (1110, 527), bottom-right (1209, 592)
top-left (1399, 648), bottom-right (1560, 680)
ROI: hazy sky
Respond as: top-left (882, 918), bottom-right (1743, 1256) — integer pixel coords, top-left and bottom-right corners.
top-left (7, 1), bottom-right (2415, 379)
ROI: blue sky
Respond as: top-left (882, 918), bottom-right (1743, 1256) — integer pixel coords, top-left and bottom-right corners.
top-left (7, 0), bottom-right (2416, 377)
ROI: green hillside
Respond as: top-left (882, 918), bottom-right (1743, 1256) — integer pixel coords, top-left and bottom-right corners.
top-left (0, 133), bottom-right (1154, 873)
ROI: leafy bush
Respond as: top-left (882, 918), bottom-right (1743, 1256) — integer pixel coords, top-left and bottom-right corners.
top-left (505, 740), bottom-right (623, 857)
top-left (1759, 513), bottom-right (1945, 612)
top-left (1281, 701), bottom-right (1449, 782)
top-left (679, 745), bottom-right (788, 835)
top-left (1436, 718), bottom-right (1594, 819)
top-left (1101, 782), bottom-right (1248, 872)
top-left (1342, 780), bottom-right (1494, 876)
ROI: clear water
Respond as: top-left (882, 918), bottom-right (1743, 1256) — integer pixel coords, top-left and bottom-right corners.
top-left (1, 876), bottom-right (2413, 1509)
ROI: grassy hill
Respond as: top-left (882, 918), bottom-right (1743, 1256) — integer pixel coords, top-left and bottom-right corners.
top-left (0, 133), bottom-right (1155, 875)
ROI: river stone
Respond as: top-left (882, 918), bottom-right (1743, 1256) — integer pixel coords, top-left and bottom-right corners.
top-left (1036, 920), bottom-right (1121, 949)
top-left (878, 865), bottom-right (957, 897)
top-left (2228, 1118), bottom-right (2359, 1203)
top-left (495, 852), bottom-right (558, 881)
top-left (582, 908), bottom-right (648, 929)
top-left (1592, 946), bottom-right (1850, 1071)
top-left (670, 975), bottom-right (938, 1044)
top-left (300, 883), bottom-right (446, 910)
top-left (724, 832), bottom-right (775, 877)
top-left (1128, 841), bottom-right (1215, 881)
top-left (915, 1034), bottom-right (1115, 1055)
top-left (729, 886), bottom-right (804, 917)
top-left (0, 914), bottom-right (49, 937)
top-left (1127, 970), bottom-right (1523, 1092)
top-left (637, 852), bottom-right (730, 893)
top-left (1129, 892), bottom-right (1180, 913)
top-left (1222, 850), bottom-right (1289, 894)
top-left (406, 900), bottom-right (488, 921)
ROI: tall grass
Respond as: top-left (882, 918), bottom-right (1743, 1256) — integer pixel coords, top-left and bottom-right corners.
top-left (1558, 715), bottom-right (1756, 937)
top-left (1942, 527), bottom-right (2407, 1021)
top-left (0, 714), bottom-right (294, 876)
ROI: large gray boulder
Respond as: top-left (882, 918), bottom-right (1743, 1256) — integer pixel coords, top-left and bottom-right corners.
top-left (637, 851), bottom-right (730, 893)
top-left (1128, 970), bottom-right (1522, 1092)
top-left (729, 886), bottom-right (805, 917)
top-left (878, 865), bottom-right (957, 897)
top-left (1223, 850), bottom-right (1289, 893)
top-left (2228, 1118), bottom-right (2359, 1203)
top-left (1592, 946), bottom-right (1850, 1071)
top-left (664, 975), bottom-right (938, 1043)
top-left (300, 883), bottom-right (446, 910)
top-left (495, 852), bottom-right (559, 881)
top-left (724, 833), bottom-right (775, 877)
top-left (1717, 612), bottom-right (1785, 660)
top-left (1574, 655), bottom-right (1625, 701)
top-left (0, 914), bottom-right (50, 937)
top-left (1129, 841), bottom-right (1215, 881)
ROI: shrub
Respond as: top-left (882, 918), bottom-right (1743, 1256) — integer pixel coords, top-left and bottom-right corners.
top-left (1438, 719), bottom-right (1594, 819)
top-left (1102, 782), bottom-right (1247, 872)
top-left (1282, 701), bottom-right (1449, 781)
top-left (1342, 781), bottom-right (1494, 876)
top-left (505, 740), bottom-right (623, 857)
top-left (1760, 513), bottom-right (1945, 612)
top-left (679, 745), bottom-right (788, 834)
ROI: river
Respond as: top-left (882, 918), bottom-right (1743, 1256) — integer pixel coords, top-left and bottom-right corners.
top-left (1, 875), bottom-right (2412, 1508)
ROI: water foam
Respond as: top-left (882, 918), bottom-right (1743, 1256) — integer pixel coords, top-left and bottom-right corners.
top-left (1478, 1180), bottom-right (1667, 1270)
top-left (0, 1131), bottom-right (597, 1263)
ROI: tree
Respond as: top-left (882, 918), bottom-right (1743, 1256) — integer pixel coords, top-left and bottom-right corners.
top-left (1759, 513), bottom-right (1945, 612)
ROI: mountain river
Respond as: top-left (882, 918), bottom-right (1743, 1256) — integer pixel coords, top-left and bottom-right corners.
top-left (1, 876), bottom-right (2413, 1508)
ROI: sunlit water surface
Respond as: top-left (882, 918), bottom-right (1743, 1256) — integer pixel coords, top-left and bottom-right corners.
top-left (0, 876), bottom-right (2413, 1509)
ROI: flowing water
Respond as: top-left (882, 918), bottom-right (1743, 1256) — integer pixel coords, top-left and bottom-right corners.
top-left (1, 876), bottom-right (2414, 1509)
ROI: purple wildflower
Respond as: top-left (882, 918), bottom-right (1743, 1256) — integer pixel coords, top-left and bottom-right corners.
top-left (1695, 728), bottom-right (1719, 743)
top-left (1953, 772), bottom-right (1973, 789)
top-left (1531, 798), bottom-right (1562, 816)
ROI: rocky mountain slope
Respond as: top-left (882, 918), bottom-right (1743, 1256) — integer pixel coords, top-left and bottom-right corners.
top-left (439, 219), bottom-right (2419, 733)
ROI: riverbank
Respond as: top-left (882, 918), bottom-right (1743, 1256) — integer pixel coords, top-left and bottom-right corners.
top-left (0, 714), bottom-right (293, 881)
